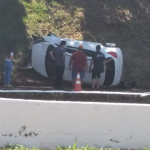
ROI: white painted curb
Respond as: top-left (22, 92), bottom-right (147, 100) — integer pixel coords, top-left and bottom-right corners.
top-left (0, 90), bottom-right (149, 96)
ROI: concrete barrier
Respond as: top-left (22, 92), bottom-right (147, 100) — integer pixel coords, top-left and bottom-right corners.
top-left (0, 90), bottom-right (150, 103)
top-left (0, 97), bottom-right (150, 149)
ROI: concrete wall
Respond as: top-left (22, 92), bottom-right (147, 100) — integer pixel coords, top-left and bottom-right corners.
top-left (0, 98), bottom-right (150, 149)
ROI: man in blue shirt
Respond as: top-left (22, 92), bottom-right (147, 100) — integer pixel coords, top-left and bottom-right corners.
top-left (50, 41), bottom-right (66, 89)
top-left (89, 45), bottom-right (105, 90)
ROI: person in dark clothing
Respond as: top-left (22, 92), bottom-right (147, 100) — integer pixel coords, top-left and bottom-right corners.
top-left (89, 45), bottom-right (105, 90)
top-left (50, 41), bottom-right (66, 89)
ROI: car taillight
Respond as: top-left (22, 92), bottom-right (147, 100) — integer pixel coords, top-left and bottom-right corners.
top-left (108, 52), bottom-right (117, 58)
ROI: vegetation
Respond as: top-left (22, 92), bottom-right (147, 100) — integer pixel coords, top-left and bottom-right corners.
top-left (0, 143), bottom-right (112, 150)
top-left (0, 143), bottom-right (149, 150)
top-left (0, 0), bottom-right (150, 83)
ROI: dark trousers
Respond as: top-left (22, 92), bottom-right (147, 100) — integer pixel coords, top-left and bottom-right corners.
top-left (55, 66), bottom-right (65, 89)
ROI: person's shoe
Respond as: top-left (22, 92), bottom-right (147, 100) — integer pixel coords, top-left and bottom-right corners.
top-left (4, 84), bottom-right (7, 87)
top-left (7, 84), bottom-right (13, 87)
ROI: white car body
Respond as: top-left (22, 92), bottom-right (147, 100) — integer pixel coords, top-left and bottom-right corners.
top-left (31, 34), bottom-right (123, 86)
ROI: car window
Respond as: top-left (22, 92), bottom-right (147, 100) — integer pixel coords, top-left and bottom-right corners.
top-left (83, 50), bottom-right (95, 57)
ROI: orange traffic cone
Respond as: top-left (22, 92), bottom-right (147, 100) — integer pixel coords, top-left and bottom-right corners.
top-left (74, 72), bottom-right (82, 91)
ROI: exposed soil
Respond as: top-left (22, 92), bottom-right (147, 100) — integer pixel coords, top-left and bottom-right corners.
top-left (1, 0), bottom-right (150, 84)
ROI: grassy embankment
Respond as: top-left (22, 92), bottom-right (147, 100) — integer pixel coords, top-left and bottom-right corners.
top-left (0, 0), bottom-right (150, 83)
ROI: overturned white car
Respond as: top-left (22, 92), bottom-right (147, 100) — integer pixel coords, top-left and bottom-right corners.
top-left (31, 33), bottom-right (123, 87)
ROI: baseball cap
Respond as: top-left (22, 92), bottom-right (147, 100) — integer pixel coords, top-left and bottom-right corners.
top-left (78, 45), bottom-right (83, 50)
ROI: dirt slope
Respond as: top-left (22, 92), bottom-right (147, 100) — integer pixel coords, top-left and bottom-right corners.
top-left (0, 0), bottom-right (150, 83)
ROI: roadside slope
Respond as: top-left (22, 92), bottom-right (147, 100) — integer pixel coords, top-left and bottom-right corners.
top-left (0, 0), bottom-right (150, 83)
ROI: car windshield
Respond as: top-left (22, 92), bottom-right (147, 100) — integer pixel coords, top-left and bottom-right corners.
top-left (66, 48), bottom-right (76, 53)
top-left (66, 46), bottom-right (95, 57)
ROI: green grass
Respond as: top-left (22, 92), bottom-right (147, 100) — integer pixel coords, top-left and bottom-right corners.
top-left (0, 0), bottom-right (150, 83)
top-left (0, 143), bottom-right (149, 150)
